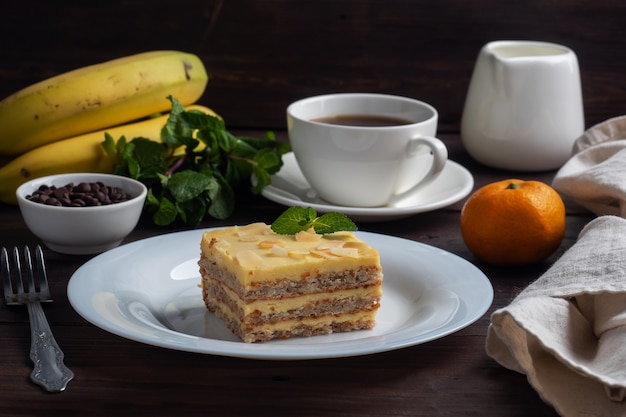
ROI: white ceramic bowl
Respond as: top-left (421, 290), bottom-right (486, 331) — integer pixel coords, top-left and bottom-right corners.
top-left (16, 173), bottom-right (147, 255)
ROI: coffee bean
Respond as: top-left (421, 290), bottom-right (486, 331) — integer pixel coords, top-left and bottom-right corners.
top-left (54, 187), bottom-right (69, 200)
top-left (76, 182), bottom-right (92, 193)
top-left (46, 197), bottom-right (61, 206)
top-left (26, 181), bottom-right (133, 207)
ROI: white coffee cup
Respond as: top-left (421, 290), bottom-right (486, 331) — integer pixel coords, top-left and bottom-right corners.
top-left (461, 40), bottom-right (585, 171)
top-left (287, 93), bottom-right (448, 207)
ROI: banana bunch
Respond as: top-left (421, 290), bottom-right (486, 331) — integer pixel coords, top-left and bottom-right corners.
top-left (0, 50), bottom-right (213, 204)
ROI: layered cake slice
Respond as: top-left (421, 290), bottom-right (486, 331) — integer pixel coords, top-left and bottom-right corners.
top-left (198, 222), bottom-right (383, 343)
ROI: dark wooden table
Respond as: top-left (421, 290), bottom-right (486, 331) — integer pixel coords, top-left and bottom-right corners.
top-left (0, 132), bottom-right (593, 417)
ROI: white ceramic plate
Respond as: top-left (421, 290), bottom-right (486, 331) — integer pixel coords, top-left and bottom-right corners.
top-left (67, 229), bottom-right (493, 360)
top-left (261, 152), bottom-right (474, 222)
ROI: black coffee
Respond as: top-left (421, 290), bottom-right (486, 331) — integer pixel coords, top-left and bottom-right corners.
top-left (312, 114), bottom-right (413, 127)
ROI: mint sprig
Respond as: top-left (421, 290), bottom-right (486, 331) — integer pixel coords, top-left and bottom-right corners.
top-left (271, 206), bottom-right (357, 235)
top-left (102, 96), bottom-right (290, 227)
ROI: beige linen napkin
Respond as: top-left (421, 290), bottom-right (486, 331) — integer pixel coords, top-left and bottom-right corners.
top-left (486, 116), bottom-right (626, 417)
top-left (552, 115), bottom-right (626, 217)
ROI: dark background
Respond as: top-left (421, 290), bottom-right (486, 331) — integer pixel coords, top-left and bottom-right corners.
top-left (2, 0), bottom-right (625, 132)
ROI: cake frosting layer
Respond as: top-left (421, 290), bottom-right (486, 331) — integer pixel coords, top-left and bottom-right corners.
top-left (200, 223), bottom-right (381, 285)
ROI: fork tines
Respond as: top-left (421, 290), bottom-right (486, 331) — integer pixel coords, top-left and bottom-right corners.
top-left (2, 245), bottom-right (52, 305)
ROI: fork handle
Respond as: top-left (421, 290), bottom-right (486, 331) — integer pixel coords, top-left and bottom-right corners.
top-left (26, 302), bottom-right (74, 392)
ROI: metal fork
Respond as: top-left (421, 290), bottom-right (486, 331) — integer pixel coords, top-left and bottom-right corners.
top-left (2, 245), bottom-right (74, 392)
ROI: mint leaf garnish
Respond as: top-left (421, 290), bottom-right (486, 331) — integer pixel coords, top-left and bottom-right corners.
top-left (271, 206), bottom-right (357, 235)
top-left (102, 96), bottom-right (289, 227)
top-left (311, 212), bottom-right (358, 234)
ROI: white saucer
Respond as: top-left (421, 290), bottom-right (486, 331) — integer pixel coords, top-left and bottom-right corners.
top-left (262, 153), bottom-right (474, 221)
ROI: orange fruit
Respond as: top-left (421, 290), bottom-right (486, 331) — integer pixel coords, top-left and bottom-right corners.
top-left (460, 179), bottom-right (565, 266)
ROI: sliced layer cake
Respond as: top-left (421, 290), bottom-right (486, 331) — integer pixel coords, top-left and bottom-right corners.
top-left (199, 222), bottom-right (383, 343)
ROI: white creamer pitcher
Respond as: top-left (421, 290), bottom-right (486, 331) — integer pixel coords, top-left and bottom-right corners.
top-left (461, 40), bottom-right (584, 171)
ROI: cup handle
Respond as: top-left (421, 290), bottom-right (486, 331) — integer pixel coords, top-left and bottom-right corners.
top-left (388, 136), bottom-right (448, 205)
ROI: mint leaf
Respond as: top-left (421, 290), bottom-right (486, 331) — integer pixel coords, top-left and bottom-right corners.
top-left (167, 170), bottom-right (216, 202)
top-left (312, 212), bottom-right (357, 234)
top-left (206, 179), bottom-right (234, 220)
top-left (101, 133), bottom-right (117, 156)
top-left (127, 138), bottom-right (167, 181)
top-left (271, 206), bottom-right (317, 234)
top-left (103, 96), bottom-right (289, 227)
top-left (271, 206), bottom-right (357, 235)
top-left (147, 192), bottom-right (178, 226)
top-left (176, 197), bottom-right (207, 225)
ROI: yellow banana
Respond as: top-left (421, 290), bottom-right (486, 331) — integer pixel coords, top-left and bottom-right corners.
top-left (0, 50), bottom-right (209, 155)
top-left (0, 105), bottom-right (217, 204)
